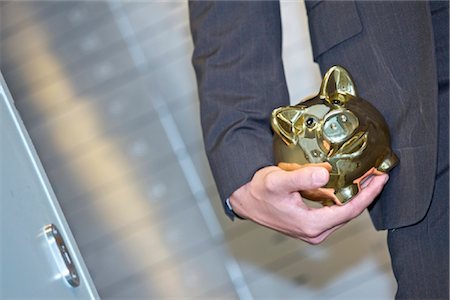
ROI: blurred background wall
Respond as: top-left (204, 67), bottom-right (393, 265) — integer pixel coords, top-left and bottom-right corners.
top-left (0, 1), bottom-right (396, 299)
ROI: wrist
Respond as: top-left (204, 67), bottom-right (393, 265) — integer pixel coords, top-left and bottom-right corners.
top-left (229, 193), bottom-right (245, 220)
top-left (226, 197), bottom-right (245, 220)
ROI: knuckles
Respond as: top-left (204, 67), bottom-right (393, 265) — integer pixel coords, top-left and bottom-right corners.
top-left (302, 227), bottom-right (321, 240)
top-left (263, 172), bottom-right (279, 193)
top-left (293, 222), bottom-right (324, 242)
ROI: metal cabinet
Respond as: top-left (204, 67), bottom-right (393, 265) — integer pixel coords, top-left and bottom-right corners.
top-left (0, 73), bottom-right (98, 299)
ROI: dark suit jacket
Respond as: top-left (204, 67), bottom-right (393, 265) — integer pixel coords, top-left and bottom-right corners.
top-left (189, 1), bottom-right (439, 230)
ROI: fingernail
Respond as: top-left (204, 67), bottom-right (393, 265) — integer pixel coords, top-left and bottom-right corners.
top-left (312, 168), bottom-right (329, 185)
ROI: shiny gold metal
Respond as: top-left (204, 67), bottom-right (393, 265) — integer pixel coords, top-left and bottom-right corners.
top-left (271, 66), bottom-right (398, 205)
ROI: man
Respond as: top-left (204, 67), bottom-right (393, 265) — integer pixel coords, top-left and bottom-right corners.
top-left (189, 1), bottom-right (448, 299)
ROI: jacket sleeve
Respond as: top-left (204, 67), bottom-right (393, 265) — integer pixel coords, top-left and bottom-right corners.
top-left (189, 1), bottom-right (290, 217)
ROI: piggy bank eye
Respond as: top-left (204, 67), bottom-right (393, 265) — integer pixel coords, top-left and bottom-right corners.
top-left (332, 99), bottom-right (342, 105)
top-left (305, 117), bottom-right (317, 128)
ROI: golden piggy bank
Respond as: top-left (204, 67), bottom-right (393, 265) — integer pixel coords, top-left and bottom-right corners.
top-left (271, 66), bottom-right (398, 205)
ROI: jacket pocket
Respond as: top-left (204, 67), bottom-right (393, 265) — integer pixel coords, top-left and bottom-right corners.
top-left (306, 1), bottom-right (363, 60)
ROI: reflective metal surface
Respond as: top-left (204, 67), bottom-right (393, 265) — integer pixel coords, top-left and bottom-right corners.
top-left (272, 66), bottom-right (399, 205)
top-left (44, 224), bottom-right (80, 287)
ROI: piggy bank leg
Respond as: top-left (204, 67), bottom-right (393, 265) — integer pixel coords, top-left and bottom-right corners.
top-left (377, 152), bottom-right (399, 173)
top-left (334, 184), bottom-right (359, 204)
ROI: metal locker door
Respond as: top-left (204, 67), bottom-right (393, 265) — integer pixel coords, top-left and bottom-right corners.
top-left (0, 73), bottom-right (99, 299)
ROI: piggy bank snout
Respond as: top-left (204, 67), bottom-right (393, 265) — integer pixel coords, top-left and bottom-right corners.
top-left (322, 111), bottom-right (359, 144)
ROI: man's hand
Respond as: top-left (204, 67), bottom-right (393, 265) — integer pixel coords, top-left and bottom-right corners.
top-left (229, 165), bottom-right (388, 244)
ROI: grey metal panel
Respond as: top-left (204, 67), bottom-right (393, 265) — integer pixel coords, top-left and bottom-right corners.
top-left (15, 48), bottom-right (137, 120)
top-left (1, 2), bottom-right (108, 72)
top-left (123, 2), bottom-right (186, 36)
top-left (0, 74), bottom-right (98, 299)
top-left (82, 205), bottom-right (215, 290)
top-left (64, 162), bottom-right (196, 248)
top-left (28, 79), bottom-right (158, 169)
top-left (145, 58), bottom-right (198, 104)
top-left (4, 18), bottom-right (127, 98)
top-left (139, 24), bottom-right (192, 61)
top-left (0, 2), bottom-right (62, 55)
top-left (101, 245), bottom-right (238, 299)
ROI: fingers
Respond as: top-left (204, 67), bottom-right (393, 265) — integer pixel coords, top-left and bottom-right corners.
top-left (291, 174), bottom-right (387, 243)
top-left (313, 174), bottom-right (389, 230)
top-left (341, 173), bottom-right (389, 217)
top-left (247, 166), bottom-right (389, 245)
top-left (265, 166), bottom-right (330, 194)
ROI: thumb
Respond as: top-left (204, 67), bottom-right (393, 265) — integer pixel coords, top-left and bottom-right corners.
top-left (266, 166), bottom-right (330, 194)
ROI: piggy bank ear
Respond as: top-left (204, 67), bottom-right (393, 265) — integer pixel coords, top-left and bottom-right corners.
top-left (271, 106), bottom-right (304, 145)
top-left (319, 66), bottom-right (357, 103)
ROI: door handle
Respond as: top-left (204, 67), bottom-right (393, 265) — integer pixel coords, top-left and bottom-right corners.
top-left (43, 224), bottom-right (80, 287)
